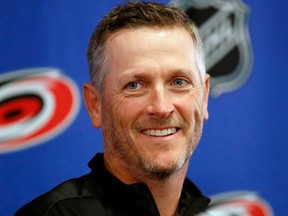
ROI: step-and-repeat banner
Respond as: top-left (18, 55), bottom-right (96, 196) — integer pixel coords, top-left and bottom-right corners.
top-left (1, 0), bottom-right (287, 215)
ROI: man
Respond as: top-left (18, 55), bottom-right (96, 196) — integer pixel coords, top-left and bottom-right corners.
top-left (15, 1), bottom-right (210, 216)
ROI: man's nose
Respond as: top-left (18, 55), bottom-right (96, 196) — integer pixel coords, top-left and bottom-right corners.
top-left (146, 87), bottom-right (174, 118)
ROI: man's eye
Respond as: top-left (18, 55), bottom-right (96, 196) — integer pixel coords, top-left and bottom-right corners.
top-left (127, 82), bottom-right (141, 90)
top-left (172, 79), bottom-right (188, 87)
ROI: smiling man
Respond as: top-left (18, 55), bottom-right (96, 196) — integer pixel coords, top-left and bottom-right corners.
top-left (15, 1), bottom-right (210, 216)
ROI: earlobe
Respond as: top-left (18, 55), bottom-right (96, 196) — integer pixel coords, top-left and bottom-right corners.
top-left (83, 83), bottom-right (102, 128)
top-left (203, 74), bottom-right (210, 121)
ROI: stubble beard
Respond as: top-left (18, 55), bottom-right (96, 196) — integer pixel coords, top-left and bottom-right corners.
top-left (102, 110), bottom-right (204, 182)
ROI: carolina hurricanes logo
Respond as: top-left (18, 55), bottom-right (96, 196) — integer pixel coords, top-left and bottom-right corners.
top-left (0, 68), bottom-right (80, 153)
top-left (197, 191), bottom-right (274, 216)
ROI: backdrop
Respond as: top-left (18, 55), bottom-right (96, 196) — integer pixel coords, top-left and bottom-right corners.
top-left (1, 0), bottom-right (287, 215)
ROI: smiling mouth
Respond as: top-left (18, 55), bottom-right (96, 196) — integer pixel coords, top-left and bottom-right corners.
top-left (142, 128), bottom-right (178, 137)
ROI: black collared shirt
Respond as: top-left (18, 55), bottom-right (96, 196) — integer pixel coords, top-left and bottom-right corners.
top-left (15, 153), bottom-right (210, 216)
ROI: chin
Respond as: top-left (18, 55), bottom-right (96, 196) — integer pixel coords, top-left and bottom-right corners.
top-left (141, 153), bottom-right (187, 181)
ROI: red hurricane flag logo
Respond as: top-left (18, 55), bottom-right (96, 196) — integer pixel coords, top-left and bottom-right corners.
top-left (197, 191), bottom-right (274, 216)
top-left (0, 68), bottom-right (80, 153)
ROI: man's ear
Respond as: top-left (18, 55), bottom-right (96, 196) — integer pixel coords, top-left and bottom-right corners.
top-left (83, 83), bottom-right (102, 128)
top-left (203, 74), bottom-right (210, 121)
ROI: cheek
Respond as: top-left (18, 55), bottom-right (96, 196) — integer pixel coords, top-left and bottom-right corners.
top-left (176, 93), bottom-right (201, 111)
top-left (174, 93), bottom-right (204, 124)
top-left (109, 96), bottom-right (145, 125)
top-left (189, 88), bottom-right (204, 111)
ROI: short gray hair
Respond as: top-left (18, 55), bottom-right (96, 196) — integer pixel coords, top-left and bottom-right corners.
top-left (87, 1), bottom-right (205, 93)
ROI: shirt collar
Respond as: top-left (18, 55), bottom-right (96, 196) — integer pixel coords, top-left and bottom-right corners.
top-left (88, 153), bottom-right (210, 215)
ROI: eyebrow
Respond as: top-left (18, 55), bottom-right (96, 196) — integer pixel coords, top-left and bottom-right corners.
top-left (170, 68), bottom-right (198, 83)
top-left (119, 67), bottom-right (199, 84)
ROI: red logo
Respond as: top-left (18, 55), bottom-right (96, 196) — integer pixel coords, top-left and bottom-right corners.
top-left (0, 68), bottom-right (80, 153)
top-left (198, 191), bottom-right (274, 216)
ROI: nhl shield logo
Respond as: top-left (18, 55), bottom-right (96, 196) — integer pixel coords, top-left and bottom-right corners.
top-left (172, 0), bottom-right (253, 97)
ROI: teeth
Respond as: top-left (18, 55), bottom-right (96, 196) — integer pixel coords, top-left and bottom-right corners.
top-left (143, 128), bottom-right (177, 137)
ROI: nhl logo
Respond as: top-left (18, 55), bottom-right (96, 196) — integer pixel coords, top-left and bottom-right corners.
top-left (172, 0), bottom-right (253, 97)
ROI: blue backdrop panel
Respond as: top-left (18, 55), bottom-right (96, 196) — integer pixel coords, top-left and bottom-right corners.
top-left (0, 0), bottom-right (287, 215)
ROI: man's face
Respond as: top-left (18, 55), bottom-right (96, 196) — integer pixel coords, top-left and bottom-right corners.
top-left (88, 27), bottom-right (209, 181)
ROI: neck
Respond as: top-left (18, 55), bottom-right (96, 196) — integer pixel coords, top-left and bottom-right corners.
top-left (144, 163), bottom-right (188, 216)
top-left (104, 153), bottom-right (188, 216)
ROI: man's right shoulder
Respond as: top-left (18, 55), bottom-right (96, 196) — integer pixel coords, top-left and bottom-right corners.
top-left (14, 173), bottom-right (105, 216)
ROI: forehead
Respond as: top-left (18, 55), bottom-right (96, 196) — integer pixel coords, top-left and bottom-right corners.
top-left (105, 27), bottom-right (195, 60)
top-left (103, 27), bottom-right (201, 83)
